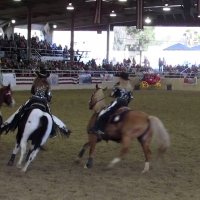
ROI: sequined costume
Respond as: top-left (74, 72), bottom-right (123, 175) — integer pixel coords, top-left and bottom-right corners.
top-left (91, 72), bottom-right (133, 134)
top-left (1, 69), bottom-right (69, 137)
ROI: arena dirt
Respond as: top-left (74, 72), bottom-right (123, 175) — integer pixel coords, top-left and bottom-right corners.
top-left (0, 88), bottom-right (199, 200)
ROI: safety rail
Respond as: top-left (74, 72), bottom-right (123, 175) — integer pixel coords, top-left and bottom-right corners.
top-left (0, 69), bottom-right (199, 79)
top-left (0, 47), bottom-right (91, 63)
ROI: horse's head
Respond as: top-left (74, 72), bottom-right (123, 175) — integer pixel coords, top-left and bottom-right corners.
top-left (89, 84), bottom-right (107, 112)
top-left (1, 84), bottom-right (15, 108)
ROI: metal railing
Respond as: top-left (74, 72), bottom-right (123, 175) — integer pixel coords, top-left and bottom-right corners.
top-left (0, 68), bottom-right (199, 79)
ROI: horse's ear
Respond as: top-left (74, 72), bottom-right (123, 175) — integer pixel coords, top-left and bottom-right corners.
top-left (103, 87), bottom-right (107, 91)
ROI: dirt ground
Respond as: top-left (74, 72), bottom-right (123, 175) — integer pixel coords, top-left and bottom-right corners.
top-left (0, 88), bottom-right (199, 200)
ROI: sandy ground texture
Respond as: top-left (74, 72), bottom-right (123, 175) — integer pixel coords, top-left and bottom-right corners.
top-left (0, 88), bottom-right (199, 200)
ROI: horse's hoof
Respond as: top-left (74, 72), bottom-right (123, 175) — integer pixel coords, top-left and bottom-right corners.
top-left (20, 168), bottom-right (26, 173)
top-left (84, 164), bottom-right (92, 169)
top-left (7, 161), bottom-right (13, 166)
top-left (16, 164), bottom-right (23, 169)
top-left (141, 170), bottom-right (149, 174)
top-left (74, 158), bottom-right (80, 164)
top-left (84, 165), bottom-right (88, 169)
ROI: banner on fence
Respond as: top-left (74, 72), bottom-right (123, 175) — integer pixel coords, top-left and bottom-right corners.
top-left (59, 76), bottom-right (78, 84)
top-left (0, 51), bottom-right (5, 57)
top-left (15, 74), bottom-right (102, 85)
top-left (48, 74), bottom-right (59, 86)
top-left (2, 73), bottom-right (16, 86)
top-left (183, 73), bottom-right (197, 85)
top-left (183, 77), bottom-right (197, 85)
top-left (79, 74), bottom-right (92, 84)
top-left (104, 74), bottom-right (114, 82)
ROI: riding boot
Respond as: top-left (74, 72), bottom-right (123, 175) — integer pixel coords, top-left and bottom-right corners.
top-left (47, 105), bottom-right (57, 139)
top-left (90, 116), bottom-right (105, 135)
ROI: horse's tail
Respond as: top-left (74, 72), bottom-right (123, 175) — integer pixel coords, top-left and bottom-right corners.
top-left (148, 116), bottom-right (170, 152)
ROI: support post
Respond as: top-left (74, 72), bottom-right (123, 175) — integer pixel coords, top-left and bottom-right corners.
top-left (27, 9), bottom-right (32, 60)
top-left (106, 23), bottom-right (110, 63)
top-left (70, 14), bottom-right (74, 62)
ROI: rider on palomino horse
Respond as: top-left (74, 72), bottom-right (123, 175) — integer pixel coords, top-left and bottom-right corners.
top-left (91, 72), bottom-right (133, 135)
top-left (1, 67), bottom-right (69, 138)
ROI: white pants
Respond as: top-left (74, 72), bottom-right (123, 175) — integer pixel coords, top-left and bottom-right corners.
top-left (2, 100), bottom-right (67, 131)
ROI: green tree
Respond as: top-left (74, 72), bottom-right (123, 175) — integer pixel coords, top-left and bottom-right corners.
top-left (113, 27), bottom-right (127, 51)
top-left (125, 27), bottom-right (160, 51)
top-left (182, 29), bottom-right (200, 46)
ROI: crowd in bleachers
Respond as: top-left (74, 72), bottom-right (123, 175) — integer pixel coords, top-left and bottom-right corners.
top-left (0, 33), bottom-right (63, 50)
top-left (1, 34), bottom-right (200, 76)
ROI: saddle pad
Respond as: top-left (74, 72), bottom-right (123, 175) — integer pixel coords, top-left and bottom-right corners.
top-left (109, 107), bottom-right (130, 124)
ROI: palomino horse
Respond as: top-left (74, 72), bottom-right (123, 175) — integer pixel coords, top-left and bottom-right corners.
top-left (0, 84), bottom-right (15, 125)
top-left (76, 84), bottom-right (170, 173)
top-left (1, 103), bottom-right (71, 172)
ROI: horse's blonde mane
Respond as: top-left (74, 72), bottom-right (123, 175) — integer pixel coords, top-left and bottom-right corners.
top-left (93, 89), bottom-right (106, 113)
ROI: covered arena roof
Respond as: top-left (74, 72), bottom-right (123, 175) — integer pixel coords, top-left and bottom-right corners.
top-left (0, 0), bottom-right (198, 31)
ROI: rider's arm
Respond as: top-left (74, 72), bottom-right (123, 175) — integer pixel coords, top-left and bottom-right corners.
top-left (127, 91), bottom-right (134, 104)
top-left (31, 86), bottom-right (35, 95)
top-left (46, 87), bottom-right (52, 102)
top-left (110, 82), bottom-right (120, 98)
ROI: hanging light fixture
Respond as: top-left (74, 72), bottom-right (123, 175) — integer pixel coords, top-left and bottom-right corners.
top-left (11, 19), bottom-right (16, 24)
top-left (110, 10), bottom-right (116, 17)
top-left (145, 17), bottom-right (151, 24)
top-left (163, 4), bottom-right (171, 11)
top-left (119, 0), bottom-right (127, 2)
top-left (53, 25), bottom-right (57, 28)
top-left (67, 3), bottom-right (74, 10)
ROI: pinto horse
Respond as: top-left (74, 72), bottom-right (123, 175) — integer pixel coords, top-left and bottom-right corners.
top-left (1, 102), bottom-right (70, 172)
top-left (76, 84), bottom-right (170, 173)
top-left (0, 84), bottom-right (15, 125)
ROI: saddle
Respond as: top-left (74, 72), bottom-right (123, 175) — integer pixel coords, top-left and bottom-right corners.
top-left (24, 96), bottom-right (48, 112)
top-left (109, 106), bottom-right (131, 124)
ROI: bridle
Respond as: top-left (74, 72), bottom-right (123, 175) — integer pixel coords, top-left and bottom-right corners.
top-left (89, 89), bottom-right (109, 109)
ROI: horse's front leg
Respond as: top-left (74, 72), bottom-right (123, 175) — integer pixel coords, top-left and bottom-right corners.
top-left (7, 143), bottom-right (20, 166)
top-left (75, 141), bottom-right (90, 164)
top-left (84, 134), bottom-right (98, 169)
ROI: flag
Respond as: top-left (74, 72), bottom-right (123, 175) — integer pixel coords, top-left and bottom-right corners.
top-left (94, 0), bottom-right (102, 24)
top-left (136, 0), bottom-right (144, 29)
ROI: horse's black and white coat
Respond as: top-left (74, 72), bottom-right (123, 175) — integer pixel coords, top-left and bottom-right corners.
top-left (7, 108), bottom-right (56, 172)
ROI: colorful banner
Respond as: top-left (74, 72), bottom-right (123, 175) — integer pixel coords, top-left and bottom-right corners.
top-left (136, 0), bottom-right (144, 29)
top-left (183, 77), bottom-right (197, 85)
top-left (15, 75), bottom-right (102, 85)
top-left (79, 74), bottom-right (92, 84)
top-left (2, 73), bottom-right (16, 86)
top-left (94, 0), bottom-right (102, 24)
top-left (0, 51), bottom-right (5, 57)
top-left (104, 74), bottom-right (114, 82)
top-left (48, 74), bottom-right (59, 86)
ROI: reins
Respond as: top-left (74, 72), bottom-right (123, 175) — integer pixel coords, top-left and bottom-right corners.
top-left (90, 95), bottom-right (109, 109)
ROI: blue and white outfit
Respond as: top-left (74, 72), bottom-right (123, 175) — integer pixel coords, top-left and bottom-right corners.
top-left (92, 81), bottom-right (133, 134)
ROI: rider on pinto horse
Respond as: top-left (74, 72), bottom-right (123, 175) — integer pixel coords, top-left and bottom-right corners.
top-left (1, 67), bottom-right (69, 138)
top-left (91, 72), bottom-right (133, 135)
